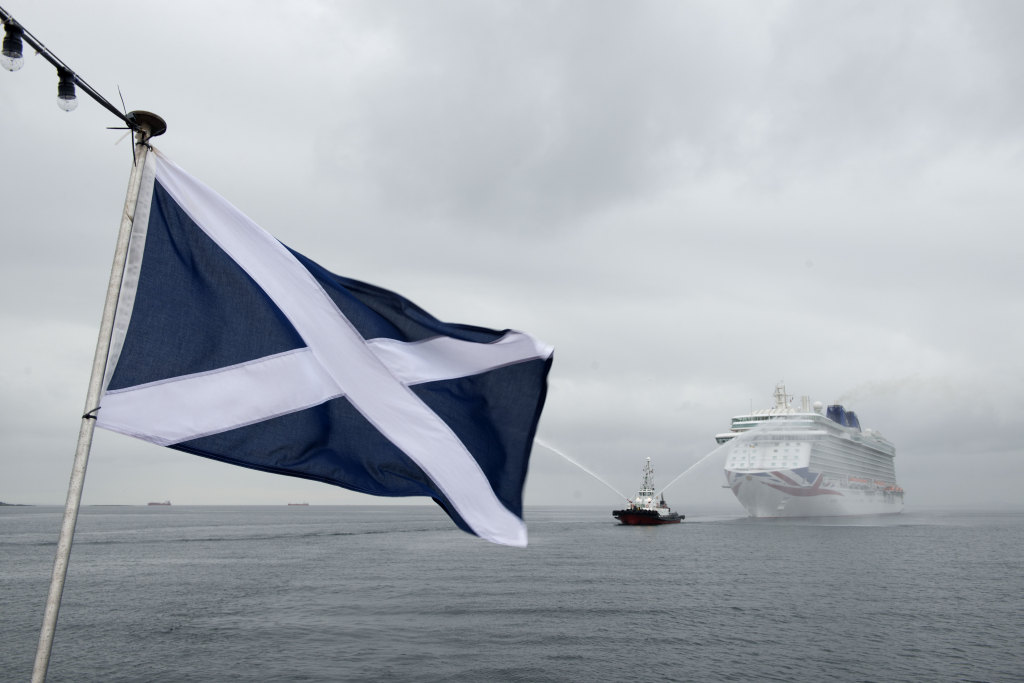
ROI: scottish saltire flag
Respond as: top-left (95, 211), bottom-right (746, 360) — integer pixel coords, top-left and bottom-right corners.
top-left (96, 150), bottom-right (553, 546)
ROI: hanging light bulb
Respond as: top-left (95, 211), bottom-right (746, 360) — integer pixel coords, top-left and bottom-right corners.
top-left (1, 22), bottom-right (24, 72)
top-left (57, 69), bottom-right (78, 111)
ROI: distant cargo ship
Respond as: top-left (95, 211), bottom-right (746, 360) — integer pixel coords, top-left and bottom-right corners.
top-left (718, 384), bottom-right (904, 517)
top-left (287, 502), bottom-right (309, 506)
top-left (612, 458), bottom-right (683, 525)
top-left (147, 500), bottom-right (171, 506)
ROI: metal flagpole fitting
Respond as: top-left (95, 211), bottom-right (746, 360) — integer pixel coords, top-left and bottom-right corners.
top-left (31, 111), bottom-right (165, 683)
top-left (126, 110), bottom-right (167, 142)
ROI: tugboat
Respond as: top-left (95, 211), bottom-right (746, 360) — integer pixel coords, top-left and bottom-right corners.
top-left (613, 457), bottom-right (683, 525)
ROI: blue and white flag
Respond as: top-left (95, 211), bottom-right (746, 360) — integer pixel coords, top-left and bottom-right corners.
top-left (96, 150), bottom-right (553, 546)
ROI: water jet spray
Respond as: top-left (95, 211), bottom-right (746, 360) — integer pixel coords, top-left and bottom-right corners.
top-left (535, 438), bottom-right (631, 502)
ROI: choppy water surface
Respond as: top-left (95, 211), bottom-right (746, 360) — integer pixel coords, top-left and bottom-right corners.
top-left (2, 505), bottom-right (1022, 682)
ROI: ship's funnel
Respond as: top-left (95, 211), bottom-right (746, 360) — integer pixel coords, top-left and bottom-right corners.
top-left (826, 404), bottom-right (848, 426)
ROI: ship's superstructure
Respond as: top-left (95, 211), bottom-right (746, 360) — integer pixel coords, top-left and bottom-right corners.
top-left (718, 384), bottom-right (903, 517)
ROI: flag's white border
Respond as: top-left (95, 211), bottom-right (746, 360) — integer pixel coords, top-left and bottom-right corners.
top-left (101, 156), bottom-right (158, 393)
top-left (98, 150), bottom-right (552, 547)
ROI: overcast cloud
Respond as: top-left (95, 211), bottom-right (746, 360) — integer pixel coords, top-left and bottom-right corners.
top-left (1, 0), bottom-right (1021, 514)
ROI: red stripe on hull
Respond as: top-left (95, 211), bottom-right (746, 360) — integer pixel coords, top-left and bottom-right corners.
top-left (612, 511), bottom-right (682, 525)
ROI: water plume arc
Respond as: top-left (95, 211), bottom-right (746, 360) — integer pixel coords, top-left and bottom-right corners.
top-left (535, 438), bottom-right (629, 502)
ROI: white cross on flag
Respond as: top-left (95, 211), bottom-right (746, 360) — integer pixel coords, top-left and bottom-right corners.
top-left (96, 150), bottom-right (553, 546)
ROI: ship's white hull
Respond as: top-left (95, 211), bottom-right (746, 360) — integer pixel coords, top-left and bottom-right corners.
top-left (726, 468), bottom-right (904, 518)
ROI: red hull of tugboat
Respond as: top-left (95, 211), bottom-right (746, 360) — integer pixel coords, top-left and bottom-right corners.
top-left (612, 510), bottom-right (683, 525)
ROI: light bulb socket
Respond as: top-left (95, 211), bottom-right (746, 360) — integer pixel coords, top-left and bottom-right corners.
top-left (57, 69), bottom-right (76, 99)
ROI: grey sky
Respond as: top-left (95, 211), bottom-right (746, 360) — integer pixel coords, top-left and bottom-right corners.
top-left (1, 0), bottom-right (1021, 513)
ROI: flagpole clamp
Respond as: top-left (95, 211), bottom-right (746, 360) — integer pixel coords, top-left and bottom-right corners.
top-left (126, 110), bottom-right (167, 144)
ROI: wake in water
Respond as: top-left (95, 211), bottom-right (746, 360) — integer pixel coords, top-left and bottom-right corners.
top-left (534, 438), bottom-right (630, 502)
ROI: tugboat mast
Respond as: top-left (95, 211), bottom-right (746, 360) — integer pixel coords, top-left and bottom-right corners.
top-left (636, 457), bottom-right (656, 505)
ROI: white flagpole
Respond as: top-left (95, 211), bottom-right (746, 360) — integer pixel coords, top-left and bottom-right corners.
top-left (32, 112), bottom-right (166, 683)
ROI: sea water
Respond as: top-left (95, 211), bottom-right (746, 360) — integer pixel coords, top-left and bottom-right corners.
top-left (2, 505), bottom-right (1022, 682)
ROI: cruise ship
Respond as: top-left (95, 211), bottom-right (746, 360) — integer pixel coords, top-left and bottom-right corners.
top-left (717, 384), bottom-right (904, 517)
